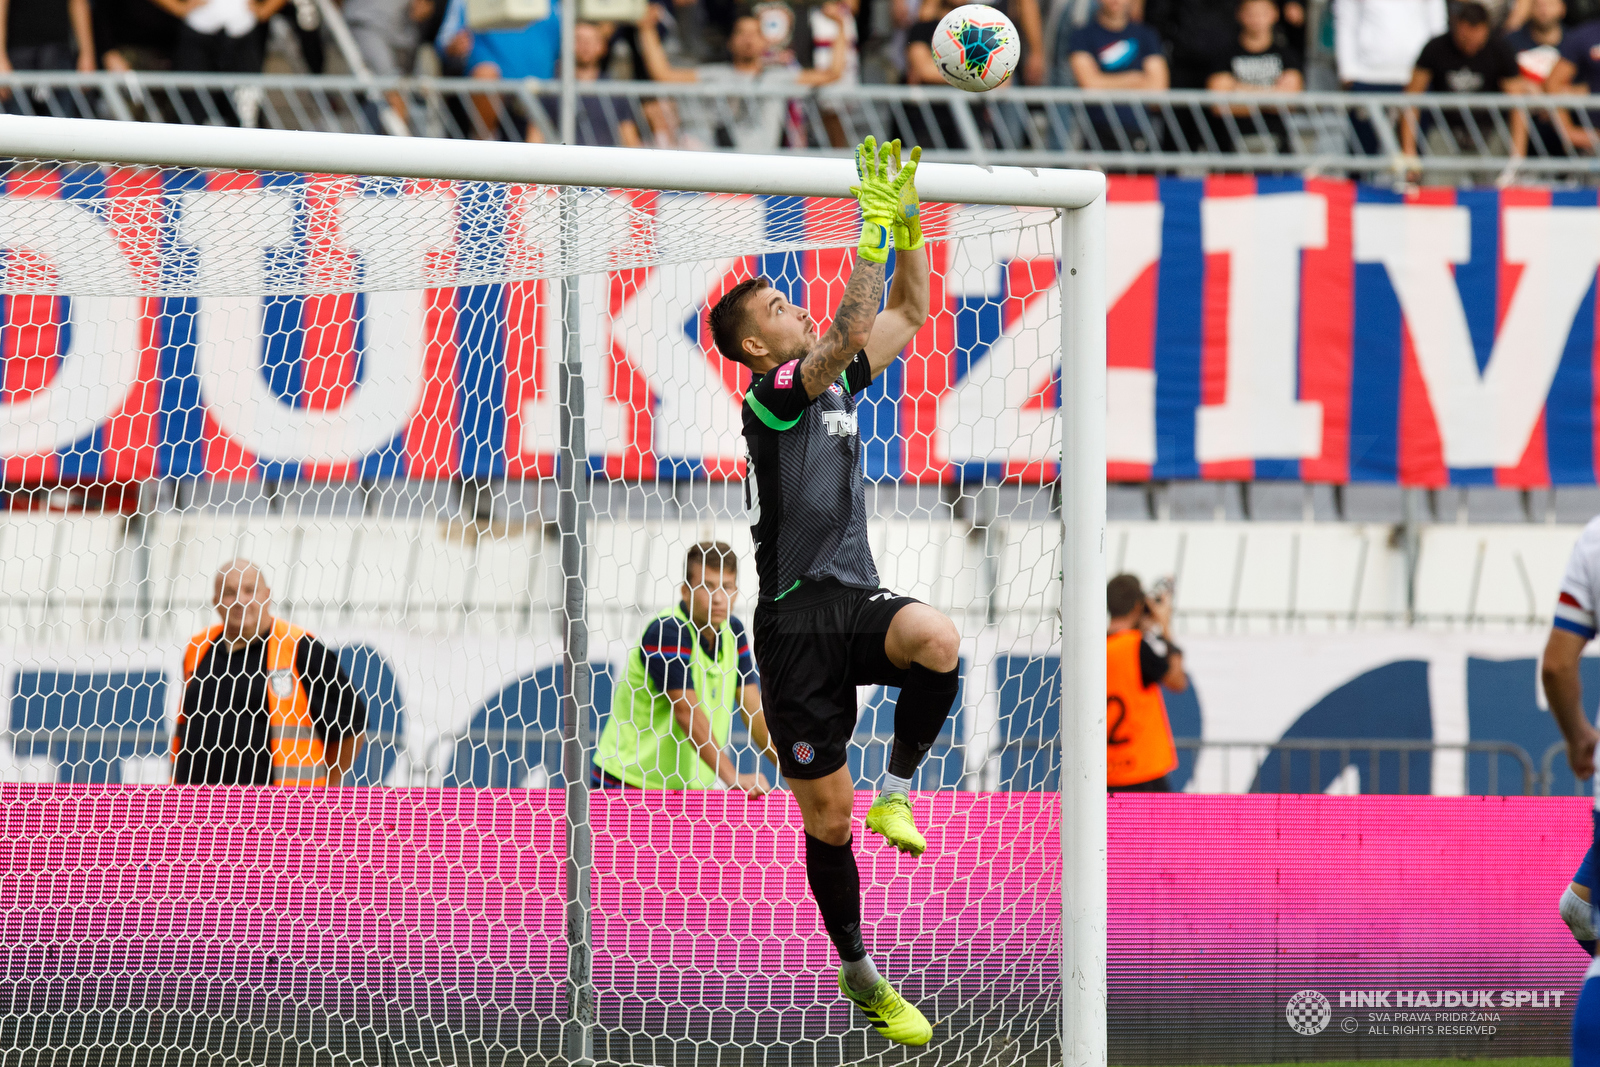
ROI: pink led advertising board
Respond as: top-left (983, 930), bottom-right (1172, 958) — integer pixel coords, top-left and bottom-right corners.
top-left (0, 787), bottom-right (1586, 1063)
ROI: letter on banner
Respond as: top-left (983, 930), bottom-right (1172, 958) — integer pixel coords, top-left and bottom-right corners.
top-left (520, 189), bottom-right (630, 460)
top-left (1196, 193), bottom-right (1325, 463)
top-left (1355, 203), bottom-right (1600, 469)
top-left (612, 191), bottom-right (752, 465)
top-left (524, 192), bottom-right (752, 466)
top-left (938, 207), bottom-right (1065, 465)
top-left (181, 189), bottom-right (454, 463)
top-left (0, 199), bottom-right (141, 457)
top-left (1105, 201), bottom-right (1164, 466)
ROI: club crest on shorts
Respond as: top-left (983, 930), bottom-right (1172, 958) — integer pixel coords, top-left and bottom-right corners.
top-left (792, 742), bottom-right (815, 765)
top-left (267, 669), bottom-right (295, 699)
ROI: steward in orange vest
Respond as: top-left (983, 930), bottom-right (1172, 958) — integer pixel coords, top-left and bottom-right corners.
top-left (172, 559), bottom-right (366, 787)
top-left (1105, 573), bottom-right (1187, 792)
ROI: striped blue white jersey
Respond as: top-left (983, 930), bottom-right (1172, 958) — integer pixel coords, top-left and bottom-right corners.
top-left (1556, 516), bottom-right (1600, 641)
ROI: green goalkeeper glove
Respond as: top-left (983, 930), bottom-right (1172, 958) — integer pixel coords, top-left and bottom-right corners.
top-left (851, 136), bottom-right (900, 264)
top-left (886, 141), bottom-right (923, 252)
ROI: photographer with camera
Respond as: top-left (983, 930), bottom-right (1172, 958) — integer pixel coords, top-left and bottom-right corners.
top-left (1105, 573), bottom-right (1188, 793)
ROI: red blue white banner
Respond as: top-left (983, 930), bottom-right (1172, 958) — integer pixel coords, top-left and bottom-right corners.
top-left (6, 169), bottom-right (1600, 486)
top-left (1106, 175), bottom-right (1600, 487)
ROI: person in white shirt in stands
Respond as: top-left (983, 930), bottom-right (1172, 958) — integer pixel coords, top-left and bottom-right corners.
top-left (635, 0), bottom-right (846, 151)
top-left (163, 0), bottom-right (284, 74)
top-left (156, 0), bottom-right (285, 125)
top-left (810, 0), bottom-right (864, 147)
top-left (1335, 0), bottom-right (1447, 92)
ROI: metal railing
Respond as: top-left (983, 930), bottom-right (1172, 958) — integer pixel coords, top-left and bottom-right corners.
top-left (4, 72), bottom-right (1599, 180)
top-left (1177, 738), bottom-right (1537, 796)
top-left (1541, 740), bottom-right (1599, 796)
top-left (2, 727), bottom-right (1553, 794)
top-left (999, 736), bottom-right (1538, 793)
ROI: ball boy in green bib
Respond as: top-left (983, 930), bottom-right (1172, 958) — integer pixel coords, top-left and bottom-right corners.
top-left (594, 542), bottom-right (778, 795)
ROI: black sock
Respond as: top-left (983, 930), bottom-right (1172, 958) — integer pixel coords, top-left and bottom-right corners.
top-left (887, 663), bottom-right (961, 779)
top-left (804, 833), bottom-right (866, 962)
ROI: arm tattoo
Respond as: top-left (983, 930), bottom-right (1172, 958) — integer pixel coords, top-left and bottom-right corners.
top-left (799, 259), bottom-right (884, 397)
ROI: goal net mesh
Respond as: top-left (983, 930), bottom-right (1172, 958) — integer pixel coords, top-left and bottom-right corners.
top-left (0, 160), bottom-right (1065, 1067)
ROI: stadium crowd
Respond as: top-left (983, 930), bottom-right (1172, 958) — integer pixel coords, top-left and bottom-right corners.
top-left (3, 0), bottom-right (1592, 153)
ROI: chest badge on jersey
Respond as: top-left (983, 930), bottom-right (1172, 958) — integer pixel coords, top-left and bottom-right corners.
top-left (829, 382), bottom-right (843, 396)
top-left (267, 669), bottom-right (295, 699)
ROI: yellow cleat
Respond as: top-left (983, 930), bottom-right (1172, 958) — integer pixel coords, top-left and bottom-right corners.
top-left (865, 793), bottom-right (927, 857)
top-left (838, 970), bottom-right (933, 1046)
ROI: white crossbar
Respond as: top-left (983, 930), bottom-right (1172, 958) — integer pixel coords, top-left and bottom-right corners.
top-left (0, 115), bottom-right (1104, 210)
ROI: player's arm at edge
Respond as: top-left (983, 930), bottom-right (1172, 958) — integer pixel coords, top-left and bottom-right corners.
top-left (864, 140), bottom-right (929, 380)
top-left (797, 137), bottom-right (906, 398)
top-left (798, 258), bottom-right (885, 398)
top-left (666, 687), bottom-right (773, 797)
top-left (1545, 627), bottom-right (1599, 779)
top-left (863, 240), bottom-right (929, 381)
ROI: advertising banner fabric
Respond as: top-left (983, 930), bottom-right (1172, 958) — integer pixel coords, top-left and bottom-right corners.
top-left (10, 171), bottom-right (1600, 486)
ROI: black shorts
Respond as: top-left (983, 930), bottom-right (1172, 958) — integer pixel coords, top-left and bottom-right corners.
top-left (752, 580), bottom-right (921, 780)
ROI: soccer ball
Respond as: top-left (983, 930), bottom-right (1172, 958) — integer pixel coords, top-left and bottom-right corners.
top-left (931, 5), bottom-right (1021, 93)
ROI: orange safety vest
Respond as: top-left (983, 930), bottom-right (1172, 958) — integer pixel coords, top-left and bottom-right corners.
top-left (172, 618), bottom-right (327, 787)
top-left (1106, 628), bottom-right (1177, 788)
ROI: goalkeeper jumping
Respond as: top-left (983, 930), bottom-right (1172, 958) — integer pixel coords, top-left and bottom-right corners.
top-left (707, 137), bottom-right (955, 1047)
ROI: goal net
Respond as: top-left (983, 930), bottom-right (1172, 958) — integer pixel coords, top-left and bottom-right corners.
top-left (0, 131), bottom-right (1087, 1067)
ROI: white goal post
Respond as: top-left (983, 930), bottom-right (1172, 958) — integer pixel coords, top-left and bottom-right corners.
top-left (0, 113), bottom-right (1106, 1066)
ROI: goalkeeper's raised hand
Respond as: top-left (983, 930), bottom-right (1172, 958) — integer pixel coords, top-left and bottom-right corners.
top-left (851, 136), bottom-right (901, 264)
top-left (885, 140), bottom-right (923, 252)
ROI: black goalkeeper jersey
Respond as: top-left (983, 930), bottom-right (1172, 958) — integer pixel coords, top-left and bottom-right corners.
top-left (742, 351), bottom-right (880, 603)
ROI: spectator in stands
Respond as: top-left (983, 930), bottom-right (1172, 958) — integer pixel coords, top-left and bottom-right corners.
top-left (1401, 1), bottom-right (1525, 175)
top-left (95, 0), bottom-right (181, 72)
top-left (885, 0), bottom-right (920, 80)
top-left (159, 0), bottom-right (285, 125)
top-left (1336, 0), bottom-right (1447, 154)
top-left (1061, 0), bottom-right (1168, 151)
top-left (529, 20), bottom-right (641, 144)
top-left (1504, 0), bottom-right (1566, 154)
top-left (1335, 0), bottom-right (1446, 89)
top-left (901, 0), bottom-right (965, 148)
top-left (170, 0), bottom-right (286, 74)
top-left (1541, 4), bottom-right (1600, 150)
top-left (592, 542), bottom-right (778, 795)
top-left (0, 0), bottom-right (96, 114)
top-left (1507, 0), bottom-right (1566, 84)
top-left (343, 0), bottom-right (433, 131)
top-left (436, 0), bottom-right (561, 138)
top-left (171, 559), bottom-right (367, 788)
top-left (1208, 0), bottom-right (1302, 92)
top-left (1144, 0), bottom-right (1234, 87)
top-left (344, 0), bottom-right (431, 77)
top-left (1479, 0), bottom-right (1533, 28)
top-left (810, 0), bottom-right (862, 147)
top-left (1206, 0), bottom-right (1303, 151)
top-left (636, 1), bottom-right (846, 150)
top-left (1065, 0), bottom-right (1167, 89)
top-left (1105, 574), bottom-right (1186, 794)
top-left (280, 0), bottom-right (324, 72)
